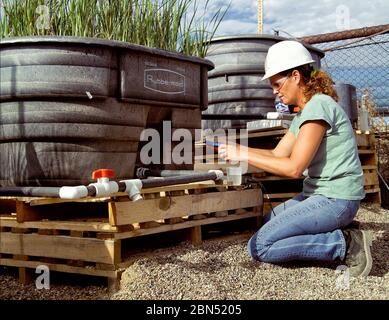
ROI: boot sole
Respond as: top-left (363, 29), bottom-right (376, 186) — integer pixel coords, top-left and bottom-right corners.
top-left (360, 230), bottom-right (373, 277)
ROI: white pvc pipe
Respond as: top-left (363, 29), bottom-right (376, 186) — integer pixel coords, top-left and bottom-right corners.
top-left (59, 186), bottom-right (88, 199)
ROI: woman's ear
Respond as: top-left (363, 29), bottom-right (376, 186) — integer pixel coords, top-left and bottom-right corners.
top-left (291, 69), bottom-right (302, 85)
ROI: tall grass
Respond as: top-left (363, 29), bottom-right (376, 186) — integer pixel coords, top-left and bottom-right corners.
top-left (0, 0), bottom-right (229, 57)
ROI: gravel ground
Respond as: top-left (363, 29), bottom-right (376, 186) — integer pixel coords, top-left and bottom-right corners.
top-left (0, 203), bottom-right (388, 300)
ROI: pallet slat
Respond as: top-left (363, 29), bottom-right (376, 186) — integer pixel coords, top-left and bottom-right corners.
top-left (0, 233), bottom-right (119, 264)
top-left (0, 218), bottom-right (118, 232)
top-left (114, 210), bottom-right (259, 239)
top-left (110, 188), bottom-right (262, 225)
top-left (0, 258), bottom-right (117, 278)
top-left (364, 171), bottom-right (379, 186)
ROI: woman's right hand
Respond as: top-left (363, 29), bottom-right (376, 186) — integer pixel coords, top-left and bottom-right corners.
top-left (218, 142), bottom-right (248, 162)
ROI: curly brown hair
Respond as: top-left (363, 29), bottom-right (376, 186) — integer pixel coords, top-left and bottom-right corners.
top-left (280, 65), bottom-right (338, 102)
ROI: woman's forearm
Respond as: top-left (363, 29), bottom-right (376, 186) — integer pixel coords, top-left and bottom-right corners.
top-left (246, 148), bottom-right (301, 178)
top-left (231, 145), bottom-right (299, 178)
top-left (248, 147), bottom-right (274, 157)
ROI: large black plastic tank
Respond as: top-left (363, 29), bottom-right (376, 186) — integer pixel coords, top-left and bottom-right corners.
top-left (202, 35), bottom-right (325, 130)
top-left (0, 36), bottom-right (213, 186)
top-left (333, 83), bottom-right (358, 126)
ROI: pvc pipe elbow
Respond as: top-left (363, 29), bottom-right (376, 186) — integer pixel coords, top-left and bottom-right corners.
top-left (120, 179), bottom-right (143, 201)
top-left (59, 186), bottom-right (88, 199)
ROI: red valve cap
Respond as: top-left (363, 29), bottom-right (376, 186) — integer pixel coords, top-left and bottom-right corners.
top-left (92, 169), bottom-right (115, 180)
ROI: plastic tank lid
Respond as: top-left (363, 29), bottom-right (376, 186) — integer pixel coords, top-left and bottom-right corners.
top-left (208, 34), bottom-right (325, 58)
top-left (0, 36), bottom-right (215, 70)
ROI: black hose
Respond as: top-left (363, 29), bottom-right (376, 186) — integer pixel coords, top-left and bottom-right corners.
top-left (0, 186), bottom-right (61, 197)
top-left (136, 168), bottom-right (201, 179)
top-left (201, 114), bottom-right (266, 120)
top-left (141, 172), bottom-right (219, 189)
top-left (0, 185), bottom-right (97, 198)
top-left (0, 171), bottom-right (221, 198)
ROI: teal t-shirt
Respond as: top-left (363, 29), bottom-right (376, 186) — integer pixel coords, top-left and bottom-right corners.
top-left (289, 94), bottom-right (365, 200)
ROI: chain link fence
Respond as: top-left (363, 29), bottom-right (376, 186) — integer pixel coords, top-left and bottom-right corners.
top-left (315, 32), bottom-right (389, 114)
top-left (302, 26), bottom-right (389, 203)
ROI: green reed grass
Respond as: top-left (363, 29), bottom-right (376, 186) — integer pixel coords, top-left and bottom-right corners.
top-left (0, 0), bottom-right (229, 57)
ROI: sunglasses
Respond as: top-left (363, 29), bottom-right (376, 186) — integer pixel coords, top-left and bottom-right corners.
top-left (271, 76), bottom-right (290, 92)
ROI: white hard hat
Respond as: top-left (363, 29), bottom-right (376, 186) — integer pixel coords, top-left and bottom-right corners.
top-left (261, 40), bottom-right (315, 80)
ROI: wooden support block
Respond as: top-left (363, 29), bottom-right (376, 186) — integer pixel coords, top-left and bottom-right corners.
top-left (253, 205), bottom-right (263, 228)
top-left (355, 133), bottom-right (376, 148)
top-left (11, 227), bottom-right (31, 234)
top-left (38, 229), bottom-right (60, 236)
top-left (164, 191), bottom-right (185, 224)
top-left (67, 259), bottom-right (86, 267)
top-left (19, 267), bottom-right (34, 285)
top-left (108, 202), bottom-right (117, 226)
top-left (190, 189), bottom-right (205, 195)
top-left (13, 255), bottom-right (33, 285)
top-left (234, 208), bottom-right (248, 215)
top-left (364, 171), bottom-right (379, 186)
top-left (165, 217), bottom-right (185, 224)
top-left (70, 230), bottom-right (86, 238)
top-left (189, 214), bottom-right (207, 220)
top-left (189, 226), bottom-right (202, 245)
top-left (16, 201), bottom-right (41, 223)
top-left (188, 188), bottom-right (208, 220)
top-left (96, 233), bottom-right (115, 240)
top-left (213, 210), bottom-right (228, 217)
top-left (117, 225), bottom-right (135, 232)
top-left (107, 275), bottom-right (121, 293)
top-left (96, 263), bottom-right (116, 271)
top-left (112, 240), bottom-right (121, 265)
top-left (139, 221), bottom-right (162, 229)
top-left (143, 193), bottom-right (158, 199)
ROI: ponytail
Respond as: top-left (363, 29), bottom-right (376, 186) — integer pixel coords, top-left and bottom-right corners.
top-left (305, 69), bottom-right (338, 102)
top-left (280, 65), bottom-right (338, 102)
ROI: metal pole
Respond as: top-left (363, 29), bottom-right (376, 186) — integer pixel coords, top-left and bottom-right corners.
top-left (258, 0), bottom-right (263, 34)
top-left (300, 23), bottom-right (389, 44)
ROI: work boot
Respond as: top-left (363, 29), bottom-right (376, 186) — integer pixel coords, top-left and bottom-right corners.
top-left (342, 229), bottom-right (373, 277)
top-left (344, 220), bottom-right (360, 230)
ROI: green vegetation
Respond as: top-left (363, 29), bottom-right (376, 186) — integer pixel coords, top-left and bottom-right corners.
top-left (0, 0), bottom-right (229, 57)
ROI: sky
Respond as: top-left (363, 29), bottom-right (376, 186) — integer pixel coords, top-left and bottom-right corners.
top-left (206, 0), bottom-right (389, 38)
top-left (200, 0), bottom-right (389, 109)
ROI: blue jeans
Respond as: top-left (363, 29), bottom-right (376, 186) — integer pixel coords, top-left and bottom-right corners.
top-left (247, 193), bottom-right (360, 263)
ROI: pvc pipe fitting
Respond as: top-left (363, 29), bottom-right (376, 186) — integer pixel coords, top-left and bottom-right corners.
top-left (89, 180), bottom-right (119, 197)
top-left (120, 179), bottom-right (143, 201)
top-left (59, 185), bottom-right (88, 199)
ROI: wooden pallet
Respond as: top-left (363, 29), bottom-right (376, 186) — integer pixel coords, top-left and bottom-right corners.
top-left (0, 181), bottom-right (263, 290)
top-left (356, 132), bottom-right (381, 204)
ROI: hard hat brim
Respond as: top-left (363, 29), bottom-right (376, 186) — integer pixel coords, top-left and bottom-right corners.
top-left (261, 60), bottom-right (315, 81)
